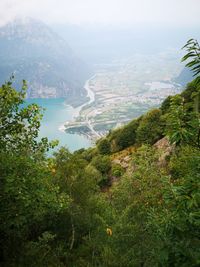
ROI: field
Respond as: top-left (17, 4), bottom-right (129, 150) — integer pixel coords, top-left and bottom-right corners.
top-left (65, 51), bottom-right (183, 140)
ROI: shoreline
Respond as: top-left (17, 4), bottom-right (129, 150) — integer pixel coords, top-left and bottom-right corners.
top-left (58, 75), bottom-right (96, 133)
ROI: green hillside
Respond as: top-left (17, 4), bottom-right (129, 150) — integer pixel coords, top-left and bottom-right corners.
top-left (0, 40), bottom-right (200, 267)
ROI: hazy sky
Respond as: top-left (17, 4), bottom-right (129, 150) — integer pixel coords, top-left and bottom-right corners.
top-left (0, 0), bottom-right (200, 27)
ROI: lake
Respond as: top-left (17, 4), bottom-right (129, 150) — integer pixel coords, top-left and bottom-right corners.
top-left (25, 98), bottom-right (92, 152)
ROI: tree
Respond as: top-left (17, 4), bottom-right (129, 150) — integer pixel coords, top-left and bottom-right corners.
top-left (0, 78), bottom-right (57, 155)
top-left (164, 39), bottom-right (200, 147)
top-left (136, 109), bottom-right (163, 145)
top-left (91, 155), bottom-right (111, 175)
top-left (0, 80), bottom-right (68, 266)
top-left (115, 119), bottom-right (138, 150)
top-left (0, 152), bottom-right (69, 266)
top-left (165, 94), bottom-right (199, 147)
top-left (97, 138), bottom-right (111, 155)
top-left (149, 146), bottom-right (200, 266)
top-left (108, 146), bottom-right (165, 267)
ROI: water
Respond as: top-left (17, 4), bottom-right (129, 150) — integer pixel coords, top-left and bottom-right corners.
top-left (25, 98), bottom-right (92, 152)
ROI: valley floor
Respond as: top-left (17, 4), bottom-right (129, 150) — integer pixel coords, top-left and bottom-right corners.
top-left (63, 53), bottom-right (183, 141)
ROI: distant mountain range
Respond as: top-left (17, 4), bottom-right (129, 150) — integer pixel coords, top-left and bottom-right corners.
top-left (0, 18), bottom-right (91, 106)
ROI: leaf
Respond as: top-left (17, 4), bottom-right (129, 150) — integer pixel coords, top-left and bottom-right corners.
top-left (181, 52), bottom-right (197, 62)
top-left (182, 39), bottom-right (200, 77)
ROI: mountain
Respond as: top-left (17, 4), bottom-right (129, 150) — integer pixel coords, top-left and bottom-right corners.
top-left (0, 18), bottom-right (91, 106)
top-left (174, 67), bottom-right (194, 86)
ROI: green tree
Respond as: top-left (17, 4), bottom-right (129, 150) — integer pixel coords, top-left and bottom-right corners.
top-left (0, 80), bottom-right (68, 266)
top-left (0, 152), bottom-right (69, 266)
top-left (51, 147), bottom-right (112, 266)
top-left (165, 95), bottom-right (192, 145)
top-left (149, 146), bottom-right (200, 266)
top-left (165, 89), bottom-right (199, 148)
top-left (115, 119), bottom-right (139, 150)
top-left (91, 155), bottom-right (111, 175)
top-left (136, 109), bottom-right (163, 144)
top-left (0, 79), bottom-right (57, 155)
top-left (108, 146), bottom-right (165, 267)
top-left (97, 138), bottom-right (111, 155)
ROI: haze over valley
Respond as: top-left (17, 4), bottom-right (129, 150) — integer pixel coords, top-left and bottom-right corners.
top-left (0, 1), bottom-right (199, 150)
top-left (1, 1), bottom-right (200, 266)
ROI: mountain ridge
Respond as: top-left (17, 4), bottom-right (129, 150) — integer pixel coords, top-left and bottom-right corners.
top-left (0, 17), bottom-right (91, 106)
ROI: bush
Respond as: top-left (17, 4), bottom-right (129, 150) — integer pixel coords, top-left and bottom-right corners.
top-left (91, 155), bottom-right (111, 175)
top-left (111, 164), bottom-right (125, 177)
top-left (136, 109), bottom-right (163, 144)
top-left (97, 138), bottom-right (111, 155)
top-left (109, 119), bottom-right (139, 152)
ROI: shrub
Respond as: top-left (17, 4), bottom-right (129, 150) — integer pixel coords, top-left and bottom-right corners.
top-left (136, 109), bottom-right (163, 144)
top-left (91, 155), bottom-right (111, 175)
top-left (97, 138), bottom-right (111, 155)
top-left (111, 164), bottom-right (125, 177)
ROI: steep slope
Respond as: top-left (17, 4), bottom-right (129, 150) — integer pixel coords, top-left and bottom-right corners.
top-left (0, 18), bottom-right (91, 105)
top-left (1, 55), bottom-right (200, 267)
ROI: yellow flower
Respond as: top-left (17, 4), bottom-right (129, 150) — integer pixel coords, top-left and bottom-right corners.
top-left (106, 228), bottom-right (112, 236)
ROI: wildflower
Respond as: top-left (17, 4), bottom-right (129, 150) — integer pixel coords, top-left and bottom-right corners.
top-left (106, 228), bottom-right (112, 236)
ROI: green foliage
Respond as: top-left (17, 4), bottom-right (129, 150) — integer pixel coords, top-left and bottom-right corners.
top-left (97, 138), bottom-right (111, 155)
top-left (107, 118), bottom-right (140, 152)
top-left (165, 95), bottom-right (191, 145)
top-left (50, 147), bottom-right (107, 266)
top-left (149, 146), bottom-right (200, 266)
top-left (91, 155), bottom-right (111, 175)
top-left (81, 147), bottom-right (98, 162)
top-left (182, 39), bottom-right (200, 76)
top-left (165, 94), bottom-right (200, 147)
top-left (111, 163), bottom-right (125, 177)
top-left (181, 76), bottom-right (200, 113)
top-left (108, 110), bottom-right (164, 152)
top-left (136, 109), bottom-right (163, 144)
top-left (85, 164), bottom-right (103, 184)
top-left (106, 146), bottom-right (165, 267)
top-left (21, 232), bottom-right (61, 267)
top-left (0, 79), bottom-right (57, 155)
top-left (181, 76), bottom-right (200, 101)
top-left (0, 80), bottom-right (68, 266)
top-left (160, 95), bottom-right (173, 113)
top-left (114, 119), bottom-right (139, 151)
top-left (1, 39), bottom-right (200, 266)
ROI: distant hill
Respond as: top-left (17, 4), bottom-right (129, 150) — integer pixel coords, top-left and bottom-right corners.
top-left (174, 67), bottom-right (194, 86)
top-left (0, 18), bottom-right (91, 106)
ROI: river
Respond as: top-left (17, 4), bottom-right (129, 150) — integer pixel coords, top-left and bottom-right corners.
top-left (59, 75), bottom-right (97, 133)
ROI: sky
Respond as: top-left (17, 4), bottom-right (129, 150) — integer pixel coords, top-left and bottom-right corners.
top-left (0, 0), bottom-right (200, 28)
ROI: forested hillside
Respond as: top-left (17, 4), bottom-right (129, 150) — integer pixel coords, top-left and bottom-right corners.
top-left (0, 40), bottom-right (200, 267)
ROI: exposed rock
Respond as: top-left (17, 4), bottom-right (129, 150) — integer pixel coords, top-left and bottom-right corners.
top-left (154, 137), bottom-right (175, 167)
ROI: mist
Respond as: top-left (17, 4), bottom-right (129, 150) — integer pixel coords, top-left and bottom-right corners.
top-left (1, 0), bottom-right (199, 65)
top-left (0, 0), bottom-right (200, 27)
top-left (52, 24), bottom-right (200, 64)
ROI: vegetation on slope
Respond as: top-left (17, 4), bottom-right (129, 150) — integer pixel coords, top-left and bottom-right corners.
top-left (0, 40), bottom-right (200, 267)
